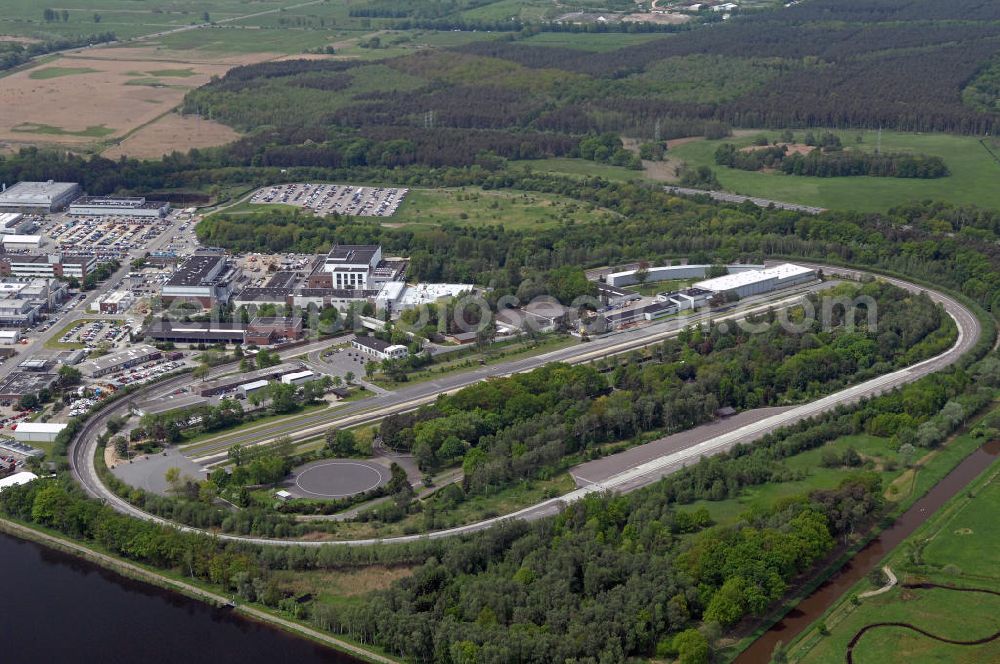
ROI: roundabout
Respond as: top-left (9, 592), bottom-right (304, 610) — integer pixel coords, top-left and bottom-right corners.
top-left (288, 460), bottom-right (390, 499)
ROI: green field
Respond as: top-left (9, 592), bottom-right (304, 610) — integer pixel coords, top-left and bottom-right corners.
top-left (28, 66), bottom-right (99, 79)
top-left (669, 129), bottom-right (1000, 211)
top-left (518, 157), bottom-right (648, 181)
top-left (520, 31), bottom-right (670, 51)
top-left (792, 453), bottom-right (1000, 664)
top-left (12, 122), bottom-right (115, 137)
top-left (389, 186), bottom-right (621, 230)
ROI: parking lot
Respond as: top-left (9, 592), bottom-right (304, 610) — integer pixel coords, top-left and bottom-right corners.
top-left (37, 213), bottom-right (174, 260)
top-left (57, 319), bottom-right (134, 349)
top-left (250, 183), bottom-right (408, 217)
top-left (101, 357), bottom-right (189, 389)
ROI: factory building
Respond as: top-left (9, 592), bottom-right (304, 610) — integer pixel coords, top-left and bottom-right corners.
top-left (244, 316), bottom-right (303, 346)
top-left (144, 320), bottom-right (246, 345)
top-left (237, 379), bottom-right (270, 399)
top-left (68, 196), bottom-right (170, 218)
top-left (280, 369), bottom-right (321, 386)
top-left (352, 335), bottom-right (408, 361)
top-left (306, 245), bottom-right (406, 291)
top-left (0, 181), bottom-right (81, 213)
top-left (79, 345), bottom-right (161, 378)
top-left (0, 253), bottom-right (96, 280)
top-left (160, 253), bottom-right (240, 308)
top-left (12, 422), bottom-right (68, 443)
top-left (693, 263), bottom-right (817, 299)
top-left (0, 213), bottom-right (33, 235)
top-left (0, 372), bottom-right (58, 401)
top-left (1, 235), bottom-right (42, 252)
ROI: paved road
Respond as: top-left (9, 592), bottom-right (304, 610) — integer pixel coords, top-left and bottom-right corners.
top-left (182, 282), bottom-right (835, 464)
top-left (664, 186), bottom-right (826, 215)
top-left (66, 266), bottom-right (981, 546)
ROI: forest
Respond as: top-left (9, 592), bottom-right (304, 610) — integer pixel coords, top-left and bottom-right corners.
top-left (375, 282), bottom-right (951, 498)
top-left (713, 143), bottom-right (950, 178)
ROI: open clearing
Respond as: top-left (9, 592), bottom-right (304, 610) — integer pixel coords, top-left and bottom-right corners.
top-left (390, 187), bottom-right (621, 230)
top-left (103, 112), bottom-right (240, 159)
top-left (0, 44), bottom-right (273, 151)
top-left (669, 129), bottom-right (1000, 211)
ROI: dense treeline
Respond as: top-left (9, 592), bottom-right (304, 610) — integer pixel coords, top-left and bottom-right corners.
top-left (375, 283), bottom-right (950, 496)
top-left (0, 32), bottom-right (116, 72)
top-left (714, 143), bottom-right (949, 178)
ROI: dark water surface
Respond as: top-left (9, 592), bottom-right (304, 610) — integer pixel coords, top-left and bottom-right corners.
top-left (736, 439), bottom-right (1000, 663)
top-left (0, 533), bottom-right (360, 664)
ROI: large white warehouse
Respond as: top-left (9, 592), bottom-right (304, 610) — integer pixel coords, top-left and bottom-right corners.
top-left (12, 422), bottom-right (67, 443)
top-left (693, 263), bottom-right (817, 299)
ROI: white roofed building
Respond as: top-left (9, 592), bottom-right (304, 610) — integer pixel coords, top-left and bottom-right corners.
top-left (693, 263), bottom-right (816, 299)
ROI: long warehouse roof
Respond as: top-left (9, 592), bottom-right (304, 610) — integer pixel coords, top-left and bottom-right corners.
top-left (694, 263), bottom-right (814, 292)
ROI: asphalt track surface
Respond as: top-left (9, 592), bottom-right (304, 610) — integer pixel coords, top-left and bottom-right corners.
top-left (184, 281), bottom-right (838, 464)
top-left (288, 460), bottom-right (389, 499)
top-left (67, 265), bottom-right (982, 546)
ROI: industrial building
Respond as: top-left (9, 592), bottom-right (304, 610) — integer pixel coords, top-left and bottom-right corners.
top-left (1, 234), bottom-right (43, 251)
top-left (79, 345), bottom-right (161, 378)
top-left (0, 329), bottom-right (19, 344)
top-left (68, 196), bottom-right (170, 218)
top-left (95, 290), bottom-right (134, 314)
top-left (0, 212), bottom-right (33, 235)
top-left (238, 379), bottom-right (270, 399)
top-left (0, 181), bottom-right (81, 213)
top-left (161, 253), bottom-right (240, 308)
top-left (244, 316), bottom-right (303, 346)
top-left (0, 372), bottom-right (58, 401)
top-left (197, 361), bottom-right (305, 397)
top-left (693, 263), bottom-right (817, 299)
top-left (12, 422), bottom-right (67, 443)
top-left (144, 320), bottom-right (246, 345)
top-left (0, 253), bottom-right (96, 280)
top-left (306, 244), bottom-right (406, 291)
top-left (280, 369), bottom-right (321, 386)
top-left (352, 335), bottom-right (408, 361)
top-left (604, 263), bottom-right (765, 288)
top-left (0, 471), bottom-right (38, 492)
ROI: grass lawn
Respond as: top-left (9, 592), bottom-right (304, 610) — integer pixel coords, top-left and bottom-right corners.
top-left (154, 26), bottom-right (335, 54)
top-left (519, 157), bottom-right (649, 181)
top-left (12, 122), bottom-right (115, 137)
top-left (389, 187), bottom-right (620, 230)
top-left (792, 453), bottom-right (1000, 664)
top-left (28, 66), bottom-right (99, 79)
top-left (178, 401), bottom-right (333, 452)
top-left (271, 565), bottom-right (415, 611)
top-left (668, 129), bottom-right (1000, 211)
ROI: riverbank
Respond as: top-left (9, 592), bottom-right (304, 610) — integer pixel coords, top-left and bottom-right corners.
top-left (0, 517), bottom-right (398, 664)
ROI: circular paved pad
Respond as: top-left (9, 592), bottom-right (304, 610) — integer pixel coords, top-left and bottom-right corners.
top-left (291, 460), bottom-right (389, 498)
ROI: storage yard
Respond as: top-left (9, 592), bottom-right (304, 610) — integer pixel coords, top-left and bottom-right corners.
top-left (250, 183), bottom-right (408, 217)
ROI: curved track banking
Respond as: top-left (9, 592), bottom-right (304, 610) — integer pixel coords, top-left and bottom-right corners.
top-left (845, 584), bottom-right (1000, 664)
top-left (68, 266), bottom-right (982, 546)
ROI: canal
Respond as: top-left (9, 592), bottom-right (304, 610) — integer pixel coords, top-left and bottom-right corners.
top-left (0, 533), bottom-right (361, 663)
top-left (736, 439), bottom-right (1000, 663)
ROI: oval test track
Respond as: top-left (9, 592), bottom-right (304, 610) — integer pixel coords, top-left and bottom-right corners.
top-left (67, 265), bottom-right (982, 547)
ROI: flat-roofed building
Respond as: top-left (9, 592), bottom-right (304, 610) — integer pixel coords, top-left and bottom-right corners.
top-left (68, 196), bottom-right (170, 218)
top-left (161, 253), bottom-right (239, 308)
top-left (0, 181), bottom-right (81, 213)
top-left (352, 335), bottom-right (408, 361)
top-left (79, 345), bottom-right (161, 378)
top-left (280, 369), bottom-right (321, 386)
top-left (244, 316), bottom-right (303, 346)
top-left (12, 422), bottom-right (67, 443)
top-left (0, 371), bottom-right (58, 401)
top-left (237, 379), bottom-right (270, 399)
top-left (1, 234), bottom-right (42, 251)
top-left (693, 263), bottom-right (817, 299)
top-left (0, 253), bottom-right (96, 280)
top-left (144, 320), bottom-right (246, 345)
top-left (0, 212), bottom-right (31, 235)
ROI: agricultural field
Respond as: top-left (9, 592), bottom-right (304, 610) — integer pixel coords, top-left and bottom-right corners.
top-left (792, 453), bottom-right (1000, 664)
top-left (669, 130), bottom-right (1000, 211)
top-left (389, 187), bottom-right (620, 230)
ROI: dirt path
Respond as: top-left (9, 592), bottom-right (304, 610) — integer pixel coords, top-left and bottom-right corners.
top-left (857, 566), bottom-right (897, 598)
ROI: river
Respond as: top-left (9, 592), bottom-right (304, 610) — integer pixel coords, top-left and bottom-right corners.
top-left (736, 439), bottom-right (1000, 663)
top-left (0, 533), bottom-right (361, 664)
